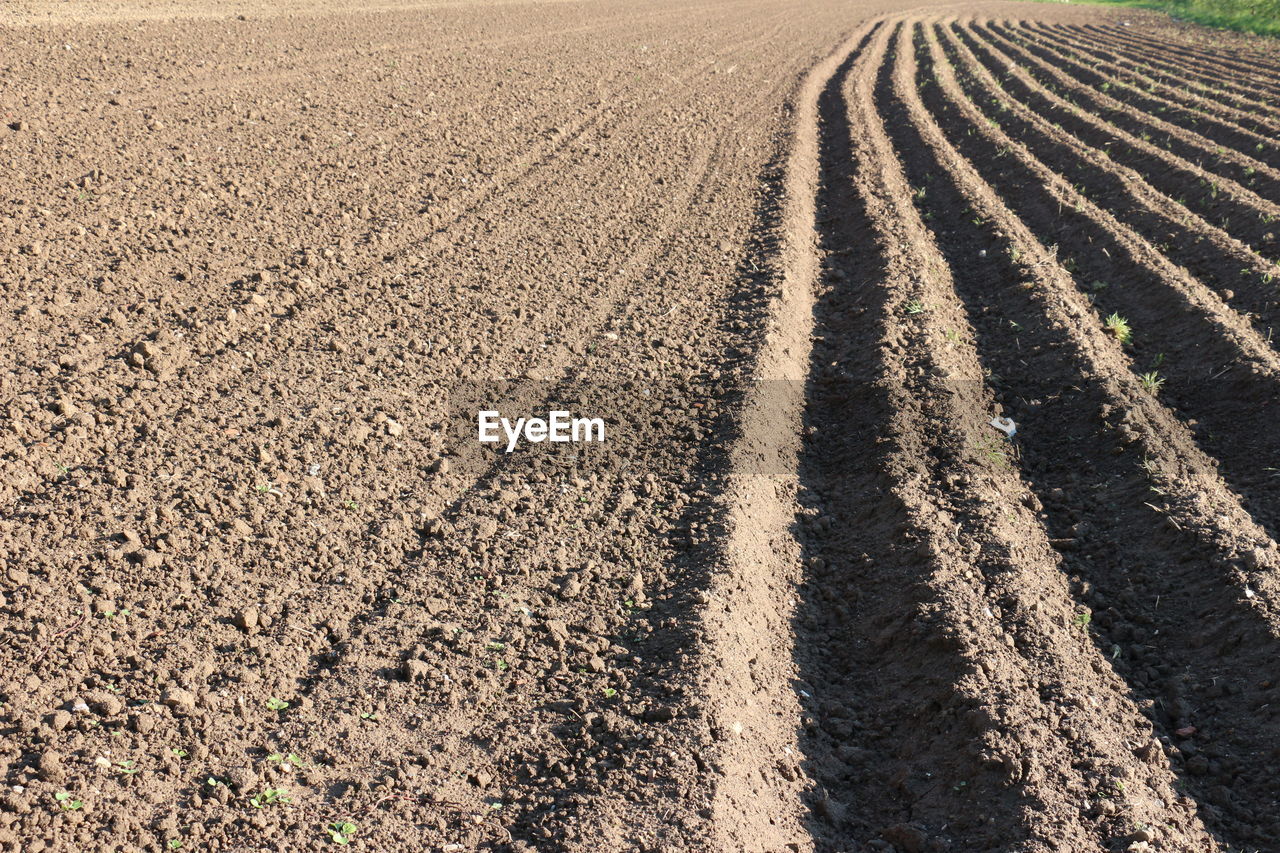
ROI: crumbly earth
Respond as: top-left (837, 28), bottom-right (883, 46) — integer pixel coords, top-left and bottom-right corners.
top-left (3, 1), bottom-right (1280, 851)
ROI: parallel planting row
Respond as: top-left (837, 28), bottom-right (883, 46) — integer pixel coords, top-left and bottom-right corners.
top-left (778, 16), bottom-right (1280, 851)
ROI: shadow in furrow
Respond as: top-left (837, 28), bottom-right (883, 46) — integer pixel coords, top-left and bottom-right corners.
top-left (790, 36), bottom-right (1030, 852)
top-left (1084, 23), bottom-right (1280, 91)
top-left (989, 22), bottom-right (1280, 177)
top-left (898, 28), bottom-right (1280, 850)
top-left (957, 24), bottom-right (1280, 236)
top-left (933, 25), bottom-right (1280, 344)
top-left (930, 25), bottom-right (1280, 545)
top-left (1036, 23), bottom-right (1280, 123)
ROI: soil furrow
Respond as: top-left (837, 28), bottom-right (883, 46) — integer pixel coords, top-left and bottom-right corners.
top-left (934, 24), bottom-right (1280, 353)
top-left (991, 21), bottom-right (1280, 177)
top-left (1085, 22), bottom-right (1280, 89)
top-left (1036, 21), bottom-right (1280, 119)
top-left (955, 22), bottom-right (1280, 257)
top-left (784, 21), bottom-right (1226, 849)
top-left (1023, 21), bottom-right (1280, 136)
top-left (1049, 21), bottom-right (1280, 105)
top-left (1052, 22), bottom-right (1280, 112)
top-left (791, 22), bottom-right (1099, 848)
top-left (8, 3), bottom-right (1280, 851)
top-left (905, 20), bottom-right (1280, 847)
top-left (923, 22), bottom-right (1280, 565)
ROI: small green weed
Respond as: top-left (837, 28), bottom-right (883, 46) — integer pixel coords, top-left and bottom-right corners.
top-left (249, 788), bottom-right (292, 808)
top-left (1103, 312), bottom-right (1132, 344)
top-left (54, 792), bottom-right (83, 811)
top-left (328, 820), bottom-right (358, 845)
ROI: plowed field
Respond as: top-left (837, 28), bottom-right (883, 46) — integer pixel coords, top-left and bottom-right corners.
top-left (3, 2), bottom-right (1280, 851)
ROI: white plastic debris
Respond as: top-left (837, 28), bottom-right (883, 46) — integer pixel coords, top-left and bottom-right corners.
top-left (990, 416), bottom-right (1017, 437)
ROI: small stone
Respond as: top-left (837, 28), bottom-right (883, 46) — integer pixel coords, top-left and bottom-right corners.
top-left (89, 691), bottom-right (124, 717)
top-left (644, 706), bottom-right (675, 723)
top-left (402, 659), bottom-right (430, 682)
top-left (226, 767), bottom-right (256, 791)
top-left (234, 607), bottom-right (259, 633)
top-left (163, 687), bottom-right (198, 715)
top-left (544, 619), bottom-right (570, 646)
top-left (1244, 547), bottom-right (1270, 570)
top-left (37, 751), bottom-right (65, 783)
top-left (882, 823), bottom-right (927, 853)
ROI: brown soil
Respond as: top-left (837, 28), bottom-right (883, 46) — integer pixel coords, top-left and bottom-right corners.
top-left (3, 1), bottom-right (1280, 851)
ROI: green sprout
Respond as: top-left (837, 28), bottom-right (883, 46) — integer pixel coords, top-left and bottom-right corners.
top-left (1104, 313), bottom-right (1132, 344)
top-left (328, 821), bottom-right (358, 845)
top-left (54, 791), bottom-right (83, 811)
top-left (249, 788), bottom-right (292, 808)
top-left (265, 697), bottom-right (290, 711)
top-left (268, 753), bottom-right (306, 768)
